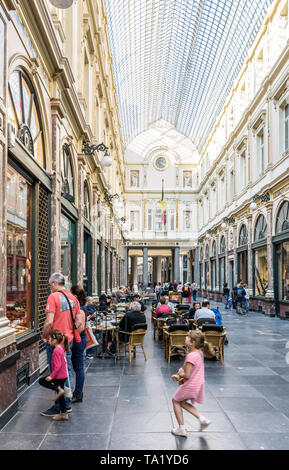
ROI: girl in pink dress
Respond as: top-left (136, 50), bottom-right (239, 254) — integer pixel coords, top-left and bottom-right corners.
top-left (171, 330), bottom-right (211, 437)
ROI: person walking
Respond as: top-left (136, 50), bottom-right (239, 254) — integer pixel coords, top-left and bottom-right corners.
top-left (244, 284), bottom-right (250, 313)
top-left (192, 282), bottom-right (198, 302)
top-left (171, 330), bottom-right (211, 437)
top-left (155, 282), bottom-right (163, 302)
top-left (39, 330), bottom-right (69, 421)
top-left (223, 282), bottom-right (230, 309)
top-left (70, 285), bottom-right (88, 403)
top-left (41, 273), bottom-right (84, 417)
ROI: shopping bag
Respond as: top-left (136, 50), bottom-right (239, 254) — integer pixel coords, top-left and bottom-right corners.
top-left (86, 322), bottom-right (99, 350)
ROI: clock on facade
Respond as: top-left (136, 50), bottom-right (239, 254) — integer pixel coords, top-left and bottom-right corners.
top-left (154, 155), bottom-right (169, 171)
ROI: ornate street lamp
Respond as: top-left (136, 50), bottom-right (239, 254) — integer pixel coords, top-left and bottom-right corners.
top-left (49, 0), bottom-right (74, 8)
top-left (82, 141), bottom-right (113, 168)
top-left (250, 193), bottom-right (270, 210)
top-left (104, 192), bottom-right (120, 203)
top-left (221, 216), bottom-right (235, 229)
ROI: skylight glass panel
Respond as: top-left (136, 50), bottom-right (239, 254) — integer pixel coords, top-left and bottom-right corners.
top-left (104, 0), bottom-right (273, 151)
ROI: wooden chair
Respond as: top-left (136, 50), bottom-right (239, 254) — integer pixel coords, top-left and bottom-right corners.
top-left (116, 323), bottom-right (147, 363)
top-left (166, 327), bottom-right (189, 364)
top-left (202, 329), bottom-right (226, 362)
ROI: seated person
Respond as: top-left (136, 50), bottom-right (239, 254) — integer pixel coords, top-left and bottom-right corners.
top-left (156, 296), bottom-right (175, 313)
top-left (155, 296), bottom-right (172, 318)
top-left (112, 301), bottom-right (147, 349)
top-left (186, 301), bottom-right (201, 319)
top-left (194, 300), bottom-right (216, 325)
top-left (133, 293), bottom-right (147, 312)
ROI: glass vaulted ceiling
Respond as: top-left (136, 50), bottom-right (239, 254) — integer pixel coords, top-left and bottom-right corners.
top-left (104, 0), bottom-right (273, 152)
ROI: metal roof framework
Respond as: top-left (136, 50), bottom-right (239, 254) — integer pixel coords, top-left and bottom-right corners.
top-left (104, 0), bottom-right (273, 152)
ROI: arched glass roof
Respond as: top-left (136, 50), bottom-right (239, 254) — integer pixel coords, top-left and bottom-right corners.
top-left (104, 0), bottom-right (273, 152)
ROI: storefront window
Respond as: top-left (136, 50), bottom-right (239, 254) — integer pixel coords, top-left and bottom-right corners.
top-left (6, 166), bottom-right (33, 335)
top-left (277, 242), bottom-right (289, 301)
top-left (254, 247), bottom-right (268, 296)
top-left (219, 257), bottom-right (225, 287)
top-left (60, 214), bottom-right (75, 289)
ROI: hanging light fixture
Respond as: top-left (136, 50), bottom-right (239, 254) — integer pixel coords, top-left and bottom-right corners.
top-left (100, 150), bottom-right (113, 168)
top-left (49, 0), bottom-right (74, 8)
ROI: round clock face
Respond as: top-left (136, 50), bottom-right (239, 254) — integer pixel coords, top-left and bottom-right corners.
top-left (154, 156), bottom-right (168, 171)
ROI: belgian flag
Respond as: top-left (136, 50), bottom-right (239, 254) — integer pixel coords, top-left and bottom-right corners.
top-left (161, 179), bottom-right (166, 226)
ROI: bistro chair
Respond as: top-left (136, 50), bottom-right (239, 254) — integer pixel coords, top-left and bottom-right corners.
top-left (201, 327), bottom-right (226, 362)
top-left (197, 318), bottom-right (216, 328)
top-left (116, 323), bottom-right (148, 364)
top-left (166, 325), bottom-right (189, 364)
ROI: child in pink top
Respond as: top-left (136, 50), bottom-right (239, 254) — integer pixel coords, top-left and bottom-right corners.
top-left (39, 330), bottom-right (69, 421)
top-left (171, 330), bottom-right (211, 437)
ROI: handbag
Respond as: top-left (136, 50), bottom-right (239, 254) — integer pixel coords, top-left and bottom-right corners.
top-left (59, 290), bottom-right (81, 344)
top-left (85, 322), bottom-right (99, 350)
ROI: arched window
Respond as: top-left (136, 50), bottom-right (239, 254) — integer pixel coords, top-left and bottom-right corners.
top-left (239, 224), bottom-right (248, 247)
top-left (220, 235), bottom-right (226, 254)
top-left (84, 180), bottom-right (90, 221)
top-left (212, 240), bottom-right (216, 257)
top-left (8, 69), bottom-right (46, 167)
top-left (276, 201), bottom-right (289, 234)
top-left (61, 144), bottom-right (75, 203)
top-left (205, 245), bottom-right (209, 260)
top-left (254, 214), bottom-right (267, 241)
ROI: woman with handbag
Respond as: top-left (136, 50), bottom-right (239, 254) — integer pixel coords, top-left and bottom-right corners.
top-left (70, 285), bottom-right (88, 404)
top-left (39, 330), bottom-right (69, 421)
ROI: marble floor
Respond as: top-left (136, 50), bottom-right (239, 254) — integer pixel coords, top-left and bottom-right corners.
top-left (2, 300), bottom-right (289, 450)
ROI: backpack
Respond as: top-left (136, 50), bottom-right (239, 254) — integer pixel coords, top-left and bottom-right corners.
top-left (236, 287), bottom-right (245, 298)
top-left (211, 308), bottom-right (223, 326)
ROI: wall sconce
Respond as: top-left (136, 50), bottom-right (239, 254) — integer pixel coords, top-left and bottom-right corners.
top-left (104, 192), bottom-right (120, 203)
top-left (250, 193), bottom-right (270, 210)
top-left (49, 0), bottom-right (74, 8)
top-left (221, 216), bottom-right (235, 229)
top-left (82, 141), bottom-right (112, 167)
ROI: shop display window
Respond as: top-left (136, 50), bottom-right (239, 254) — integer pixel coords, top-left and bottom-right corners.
top-left (277, 242), bottom-right (289, 301)
top-left (254, 247), bottom-right (268, 296)
top-left (219, 257), bottom-right (225, 287)
top-left (60, 214), bottom-right (75, 289)
top-left (6, 166), bottom-right (33, 336)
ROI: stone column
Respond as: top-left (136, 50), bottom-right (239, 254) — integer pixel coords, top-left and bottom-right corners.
top-left (194, 247), bottom-right (199, 286)
top-left (77, 159), bottom-right (85, 285)
top-left (101, 237), bottom-right (106, 294)
top-left (50, 100), bottom-right (64, 274)
top-left (233, 224), bottom-right (238, 285)
top-left (215, 237), bottom-right (219, 292)
top-left (265, 203), bottom-right (274, 299)
top-left (91, 189), bottom-right (99, 297)
top-left (247, 215), bottom-right (253, 296)
top-left (143, 247), bottom-right (149, 288)
top-left (131, 256), bottom-right (138, 291)
top-left (124, 247), bottom-right (128, 287)
top-left (174, 246), bottom-right (180, 283)
top-left (156, 256), bottom-right (162, 283)
top-left (225, 230), bottom-right (229, 286)
top-left (187, 251), bottom-right (192, 284)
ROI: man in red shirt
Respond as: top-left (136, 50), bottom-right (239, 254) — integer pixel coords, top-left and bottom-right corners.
top-left (41, 273), bottom-right (84, 417)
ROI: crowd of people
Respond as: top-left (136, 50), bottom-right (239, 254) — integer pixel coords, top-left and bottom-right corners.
top-left (39, 273), bottom-right (149, 421)
top-left (38, 272), bottom-right (241, 433)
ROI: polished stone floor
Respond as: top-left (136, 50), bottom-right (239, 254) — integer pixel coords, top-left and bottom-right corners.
top-left (2, 299), bottom-right (289, 450)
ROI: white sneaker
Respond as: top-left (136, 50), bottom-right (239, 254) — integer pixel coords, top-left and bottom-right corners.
top-left (171, 427), bottom-right (187, 437)
top-left (199, 419), bottom-right (211, 431)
